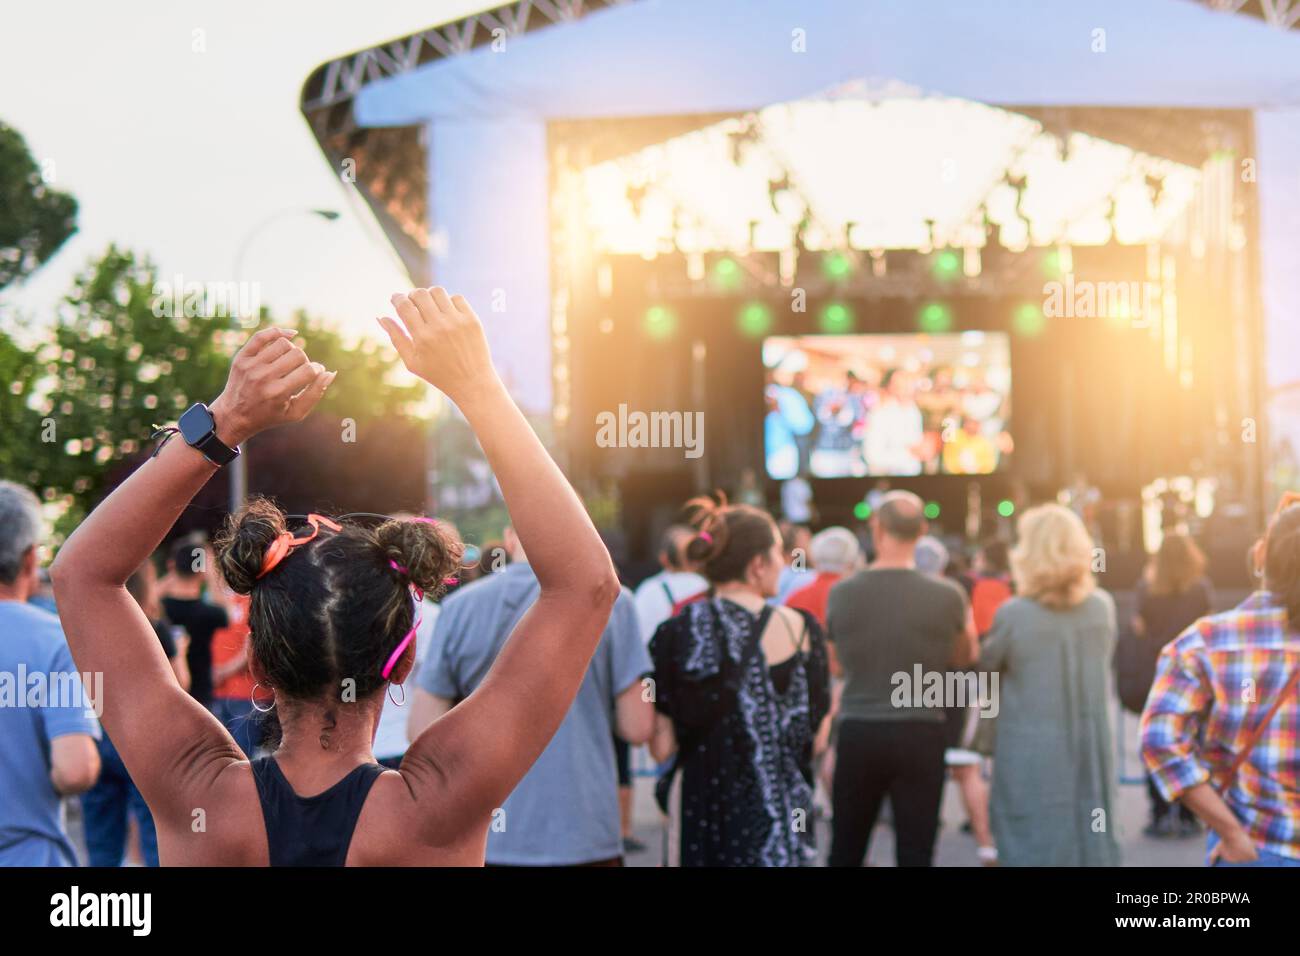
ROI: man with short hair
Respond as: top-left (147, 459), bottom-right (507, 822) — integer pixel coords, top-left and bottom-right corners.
top-left (826, 491), bottom-right (976, 866)
top-left (0, 481), bottom-right (101, 865)
top-left (633, 524), bottom-right (706, 641)
top-left (160, 538), bottom-right (227, 710)
top-left (407, 526), bottom-right (654, 866)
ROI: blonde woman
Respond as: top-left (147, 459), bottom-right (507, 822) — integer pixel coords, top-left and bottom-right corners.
top-left (977, 504), bottom-right (1120, 865)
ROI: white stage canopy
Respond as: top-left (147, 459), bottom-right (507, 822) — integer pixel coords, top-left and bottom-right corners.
top-left (337, 0), bottom-right (1300, 437)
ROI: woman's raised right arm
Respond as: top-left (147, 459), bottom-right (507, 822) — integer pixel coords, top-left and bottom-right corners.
top-left (378, 289), bottom-right (619, 830)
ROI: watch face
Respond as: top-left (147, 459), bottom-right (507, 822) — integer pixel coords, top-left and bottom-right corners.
top-left (178, 404), bottom-right (216, 445)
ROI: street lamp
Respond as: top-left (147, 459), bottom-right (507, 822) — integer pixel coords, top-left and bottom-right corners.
top-left (228, 207), bottom-right (340, 512)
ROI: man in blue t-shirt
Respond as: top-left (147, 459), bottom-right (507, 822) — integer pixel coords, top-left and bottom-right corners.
top-left (0, 481), bottom-right (101, 866)
top-left (407, 526), bottom-right (653, 866)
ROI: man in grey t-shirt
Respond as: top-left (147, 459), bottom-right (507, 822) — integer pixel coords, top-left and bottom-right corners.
top-left (826, 492), bottom-right (975, 867)
top-left (407, 527), bottom-right (653, 865)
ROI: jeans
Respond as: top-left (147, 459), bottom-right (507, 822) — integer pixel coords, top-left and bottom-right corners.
top-left (1208, 838), bottom-right (1300, 867)
top-left (211, 696), bottom-right (262, 759)
top-left (829, 719), bottom-right (948, 867)
top-left (80, 735), bottom-right (159, 867)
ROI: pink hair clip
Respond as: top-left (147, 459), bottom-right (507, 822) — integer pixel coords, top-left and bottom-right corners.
top-left (381, 619), bottom-right (418, 681)
top-left (383, 558), bottom-right (424, 680)
top-left (382, 554), bottom-right (457, 680)
top-left (390, 559), bottom-right (457, 587)
top-left (698, 531), bottom-right (713, 544)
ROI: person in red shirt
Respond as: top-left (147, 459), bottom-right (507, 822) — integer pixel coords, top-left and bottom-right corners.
top-left (784, 527), bottom-right (862, 628)
top-left (970, 539), bottom-right (1013, 636)
top-left (208, 587), bottom-right (270, 758)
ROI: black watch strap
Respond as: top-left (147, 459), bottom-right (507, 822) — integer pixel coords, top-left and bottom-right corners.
top-left (178, 403), bottom-right (240, 467)
top-left (194, 429), bottom-right (239, 467)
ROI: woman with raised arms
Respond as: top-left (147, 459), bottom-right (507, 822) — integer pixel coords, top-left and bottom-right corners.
top-left (52, 288), bottom-right (619, 865)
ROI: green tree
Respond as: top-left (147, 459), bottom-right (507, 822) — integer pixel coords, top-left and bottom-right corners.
top-left (292, 310), bottom-right (426, 421)
top-left (24, 245), bottom-right (426, 533)
top-left (0, 324), bottom-right (45, 484)
top-left (35, 245), bottom-right (230, 512)
top-left (0, 121), bottom-right (78, 290)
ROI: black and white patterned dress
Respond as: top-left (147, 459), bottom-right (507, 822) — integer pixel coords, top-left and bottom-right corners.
top-left (650, 597), bottom-right (830, 866)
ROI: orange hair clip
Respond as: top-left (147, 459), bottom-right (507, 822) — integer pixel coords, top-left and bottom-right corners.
top-left (1274, 492), bottom-right (1300, 518)
top-left (256, 513), bottom-right (343, 579)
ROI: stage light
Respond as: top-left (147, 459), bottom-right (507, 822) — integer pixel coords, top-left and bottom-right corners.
top-left (918, 302), bottom-right (953, 334)
top-left (712, 256), bottom-right (742, 291)
top-left (854, 501), bottom-right (872, 520)
top-left (822, 252), bottom-right (852, 281)
top-left (997, 499), bottom-right (1015, 517)
top-left (643, 305), bottom-right (676, 340)
top-left (924, 501), bottom-right (941, 520)
top-left (932, 250), bottom-right (960, 281)
top-left (1041, 248), bottom-right (1063, 278)
top-left (1013, 303), bottom-right (1046, 337)
top-left (820, 302), bottom-right (854, 333)
top-left (738, 302), bottom-right (773, 338)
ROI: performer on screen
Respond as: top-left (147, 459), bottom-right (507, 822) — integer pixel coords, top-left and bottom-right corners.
top-left (863, 368), bottom-right (926, 476)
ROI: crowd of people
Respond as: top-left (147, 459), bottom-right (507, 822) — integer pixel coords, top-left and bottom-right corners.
top-left (1, 288), bottom-right (1297, 868)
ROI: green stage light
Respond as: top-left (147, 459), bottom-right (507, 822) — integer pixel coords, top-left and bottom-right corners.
top-left (932, 250), bottom-right (961, 281)
top-left (997, 499), bottom-right (1015, 518)
top-left (822, 252), bottom-right (852, 281)
top-left (738, 302), bottom-right (773, 338)
top-left (918, 302), bottom-right (952, 333)
top-left (924, 501), bottom-right (941, 520)
top-left (1013, 302), bottom-right (1046, 337)
top-left (643, 305), bottom-right (676, 340)
top-left (820, 302), bottom-right (853, 333)
top-left (854, 501), bottom-right (872, 520)
top-left (712, 256), bottom-right (742, 291)
top-left (1041, 248), bottom-right (1062, 278)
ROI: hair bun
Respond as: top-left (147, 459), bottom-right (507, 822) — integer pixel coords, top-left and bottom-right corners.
top-left (683, 494), bottom-right (727, 563)
top-left (376, 518), bottom-right (464, 597)
top-left (215, 497), bottom-right (287, 594)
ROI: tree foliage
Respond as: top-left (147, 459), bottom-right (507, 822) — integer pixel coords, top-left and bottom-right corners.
top-left (0, 121), bottom-right (78, 290)
top-left (1, 244), bottom-right (428, 540)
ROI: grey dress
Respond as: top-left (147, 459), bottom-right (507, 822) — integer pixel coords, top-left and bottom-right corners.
top-left (977, 590), bottom-right (1121, 866)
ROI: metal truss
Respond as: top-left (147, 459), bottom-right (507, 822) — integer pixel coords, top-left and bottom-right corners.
top-left (1201, 0), bottom-right (1300, 30)
top-left (302, 0), bottom-right (639, 113)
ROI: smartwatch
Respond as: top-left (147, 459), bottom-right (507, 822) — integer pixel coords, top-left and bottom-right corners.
top-left (178, 403), bottom-right (240, 467)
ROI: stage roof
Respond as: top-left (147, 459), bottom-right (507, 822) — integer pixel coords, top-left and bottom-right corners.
top-left (300, 0), bottom-right (1300, 426)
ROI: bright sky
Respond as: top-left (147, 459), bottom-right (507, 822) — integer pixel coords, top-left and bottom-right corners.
top-left (0, 0), bottom-right (491, 341)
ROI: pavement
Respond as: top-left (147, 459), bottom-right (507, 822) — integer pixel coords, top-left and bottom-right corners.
top-left (619, 709), bottom-right (1205, 866)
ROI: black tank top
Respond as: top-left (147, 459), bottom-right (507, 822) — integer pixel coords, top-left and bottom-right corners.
top-left (250, 756), bottom-right (385, 866)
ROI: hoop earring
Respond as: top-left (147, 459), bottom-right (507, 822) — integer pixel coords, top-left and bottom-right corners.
top-left (388, 683), bottom-right (406, 707)
top-left (251, 683), bottom-right (275, 713)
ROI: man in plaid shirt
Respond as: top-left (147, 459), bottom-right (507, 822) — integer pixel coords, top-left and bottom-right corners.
top-left (1141, 502), bottom-right (1300, 866)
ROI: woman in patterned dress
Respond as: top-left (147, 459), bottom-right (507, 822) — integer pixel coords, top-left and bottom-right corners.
top-left (649, 497), bottom-right (831, 866)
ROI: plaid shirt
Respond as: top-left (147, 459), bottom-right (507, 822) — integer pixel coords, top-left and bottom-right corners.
top-left (1141, 591), bottom-right (1300, 859)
